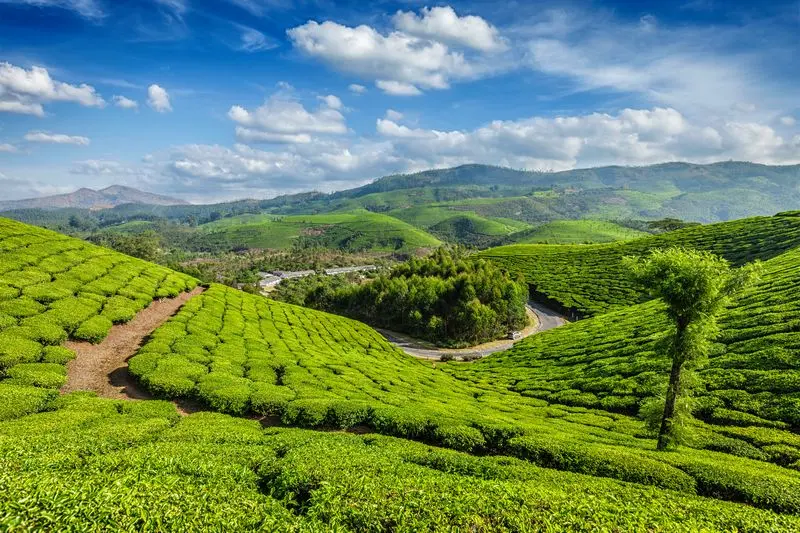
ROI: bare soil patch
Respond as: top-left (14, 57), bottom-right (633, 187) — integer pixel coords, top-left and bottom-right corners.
top-left (61, 287), bottom-right (205, 402)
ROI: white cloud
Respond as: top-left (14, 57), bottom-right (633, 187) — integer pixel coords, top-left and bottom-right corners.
top-left (392, 6), bottom-right (507, 52)
top-left (0, 62), bottom-right (105, 116)
top-left (318, 94), bottom-right (343, 110)
top-left (288, 20), bottom-right (482, 95)
top-left (523, 9), bottom-right (793, 120)
top-left (348, 83), bottom-right (367, 94)
top-left (71, 159), bottom-right (137, 175)
top-left (154, 0), bottom-right (186, 16)
top-left (375, 80), bottom-right (422, 96)
top-left (147, 84), bottom-right (172, 112)
top-left (0, 0), bottom-right (104, 19)
top-left (113, 95), bottom-right (138, 109)
top-left (228, 94), bottom-right (347, 143)
top-left (385, 109), bottom-right (403, 121)
top-left (234, 127), bottom-right (312, 144)
top-left (780, 116), bottom-right (796, 127)
top-left (237, 25), bottom-right (277, 52)
top-left (24, 131), bottom-right (91, 145)
top-left (0, 143), bottom-right (18, 153)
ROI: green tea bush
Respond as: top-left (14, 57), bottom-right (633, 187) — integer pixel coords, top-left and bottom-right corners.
top-left (0, 383), bottom-right (56, 420)
top-left (73, 316), bottom-right (113, 343)
top-left (5, 362), bottom-right (67, 389)
top-left (0, 333), bottom-right (42, 368)
top-left (196, 372), bottom-right (252, 415)
top-left (39, 345), bottom-right (76, 365)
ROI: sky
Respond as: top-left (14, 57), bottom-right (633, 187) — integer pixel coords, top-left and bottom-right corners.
top-left (0, 0), bottom-right (798, 203)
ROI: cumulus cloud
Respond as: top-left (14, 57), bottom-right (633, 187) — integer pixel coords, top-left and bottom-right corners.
top-left (147, 84), bottom-right (172, 112)
top-left (24, 131), bottom-right (90, 145)
top-left (392, 6), bottom-right (506, 52)
top-left (348, 84), bottom-right (367, 94)
top-left (113, 95), bottom-right (138, 109)
top-left (0, 62), bottom-right (105, 116)
top-left (318, 94), bottom-right (343, 110)
top-left (0, 0), bottom-right (104, 19)
top-left (385, 109), bottom-right (403, 121)
top-left (70, 159), bottom-right (137, 175)
top-left (0, 143), bottom-right (18, 153)
top-left (228, 94), bottom-right (347, 144)
top-left (288, 17), bottom-right (490, 96)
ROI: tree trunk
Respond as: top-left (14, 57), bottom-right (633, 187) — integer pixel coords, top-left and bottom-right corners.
top-left (657, 319), bottom-right (688, 451)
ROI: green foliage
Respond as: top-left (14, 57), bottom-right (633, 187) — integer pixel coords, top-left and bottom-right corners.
top-left (72, 316), bottom-right (114, 343)
top-left (482, 214), bottom-right (800, 316)
top-left (509, 220), bottom-right (650, 244)
top-left (278, 248), bottom-right (528, 346)
top-left (0, 383), bottom-right (56, 420)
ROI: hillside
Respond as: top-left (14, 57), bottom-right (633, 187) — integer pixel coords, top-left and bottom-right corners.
top-left (458, 242), bottom-right (800, 448)
top-left (507, 220), bottom-right (650, 244)
top-left (3, 216), bottom-right (800, 528)
top-left (0, 185), bottom-right (187, 211)
top-left (197, 210), bottom-right (441, 252)
top-left (481, 213), bottom-right (800, 316)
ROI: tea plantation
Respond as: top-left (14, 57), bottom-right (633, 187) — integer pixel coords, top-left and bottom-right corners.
top-left (3, 215), bottom-right (800, 529)
top-left (481, 213), bottom-right (800, 316)
top-left (0, 217), bottom-right (197, 420)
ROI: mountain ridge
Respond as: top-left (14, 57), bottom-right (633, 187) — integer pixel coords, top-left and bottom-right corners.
top-left (0, 185), bottom-right (188, 211)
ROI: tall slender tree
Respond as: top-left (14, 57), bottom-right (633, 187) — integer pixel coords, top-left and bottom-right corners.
top-left (625, 248), bottom-right (760, 451)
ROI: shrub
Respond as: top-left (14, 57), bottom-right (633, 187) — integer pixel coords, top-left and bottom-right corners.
top-left (73, 316), bottom-right (114, 343)
top-left (5, 363), bottom-right (67, 389)
top-left (324, 401), bottom-right (372, 429)
top-left (507, 435), bottom-right (697, 494)
top-left (17, 316), bottom-right (68, 345)
top-left (196, 372), bottom-right (252, 415)
top-left (0, 382), bottom-right (57, 420)
top-left (40, 345), bottom-right (76, 365)
top-left (433, 424), bottom-right (486, 452)
top-left (101, 296), bottom-right (141, 324)
top-left (0, 297), bottom-right (45, 318)
top-left (281, 399), bottom-right (330, 427)
top-left (250, 383), bottom-right (295, 416)
top-left (0, 333), bottom-right (42, 368)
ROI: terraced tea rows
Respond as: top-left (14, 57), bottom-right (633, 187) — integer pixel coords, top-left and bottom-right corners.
top-left (0, 217), bottom-right (197, 419)
top-left (459, 245), bottom-right (800, 468)
top-left (4, 398), bottom-right (800, 531)
top-left (481, 213), bottom-right (800, 316)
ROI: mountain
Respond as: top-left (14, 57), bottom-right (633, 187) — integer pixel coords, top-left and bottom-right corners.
top-left (0, 185), bottom-right (188, 211)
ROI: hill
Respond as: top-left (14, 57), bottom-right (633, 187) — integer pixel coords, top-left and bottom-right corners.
top-left (197, 210), bottom-right (441, 252)
top-left (3, 216), bottom-right (800, 528)
top-left (481, 213), bottom-right (800, 316)
top-left (0, 185), bottom-right (187, 211)
top-left (507, 220), bottom-right (650, 244)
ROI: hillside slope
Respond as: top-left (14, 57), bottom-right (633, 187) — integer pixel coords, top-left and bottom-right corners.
top-left (0, 185), bottom-right (187, 211)
top-left (481, 213), bottom-right (800, 316)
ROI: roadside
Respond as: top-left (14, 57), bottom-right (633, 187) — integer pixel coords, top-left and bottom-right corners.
top-left (379, 302), bottom-right (568, 361)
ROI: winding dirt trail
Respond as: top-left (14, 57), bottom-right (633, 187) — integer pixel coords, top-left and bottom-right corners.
top-left (61, 286), bottom-right (204, 400)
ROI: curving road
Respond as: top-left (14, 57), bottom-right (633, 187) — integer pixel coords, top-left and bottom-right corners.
top-left (380, 302), bottom-right (568, 361)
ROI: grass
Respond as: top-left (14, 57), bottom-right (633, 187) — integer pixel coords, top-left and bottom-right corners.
top-left (390, 205), bottom-right (530, 234)
top-left (199, 209), bottom-right (441, 251)
top-left (481, 213), bottom-right (800, 316)
top-left (508, 220), bottom-right (650, 244)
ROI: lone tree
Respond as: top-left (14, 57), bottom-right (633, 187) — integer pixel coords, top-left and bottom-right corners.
top-left (625, 248), bottom-right (760, 451)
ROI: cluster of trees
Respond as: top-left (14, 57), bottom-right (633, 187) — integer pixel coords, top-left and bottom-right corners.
top-left (277, 248), bottom-right (528, 347)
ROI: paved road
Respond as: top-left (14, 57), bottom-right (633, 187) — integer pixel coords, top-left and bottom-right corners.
top-left (381, 302), bottom-right (568, 361)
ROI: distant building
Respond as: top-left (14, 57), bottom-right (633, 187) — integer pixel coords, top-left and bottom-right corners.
top-left (273, 270), bottom-right (316, 279)
top-left (258, 275), bottom-right (282, 288)
top-left (324, 265), bottom-right (377, 275)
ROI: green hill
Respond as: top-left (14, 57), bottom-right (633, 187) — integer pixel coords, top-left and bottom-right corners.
top-left (198, 210), bottom-right (441, 252)
top-left (481, 213), bottom-right (800, 316)
top-left (508, 220), bottom-right (650, 244)
top-left (4, 216), bottom-right (800, 528)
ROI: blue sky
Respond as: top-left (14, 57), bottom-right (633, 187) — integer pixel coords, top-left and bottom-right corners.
top-left (0, 0), bottom-right (798, 202)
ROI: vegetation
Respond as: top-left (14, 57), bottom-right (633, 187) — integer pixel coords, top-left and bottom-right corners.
top-left (272, 248), bottom-right (528, 346)
top-left (4, 213), bottom-right (800, 529)
top-left (481, 213), bottom-right (800, 316)
top-left (626, 248), bottom-right (760, 450)
top-left (508, 220), bottom-right (650, 244)
top-left (0, 217), bottom-right (197, 419)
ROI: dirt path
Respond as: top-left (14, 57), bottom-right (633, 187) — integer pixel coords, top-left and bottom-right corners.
top-left (380, 302), bottom-right (567, 361)
top-left (61, 286), bottom-right (204, 400)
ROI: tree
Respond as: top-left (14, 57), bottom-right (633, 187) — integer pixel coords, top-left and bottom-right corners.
top-left (625, 248), bottom-right (760, 450)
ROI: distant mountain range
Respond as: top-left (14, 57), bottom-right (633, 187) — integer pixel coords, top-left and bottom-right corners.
top-left (0, 186), bottom-right (188, 211)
